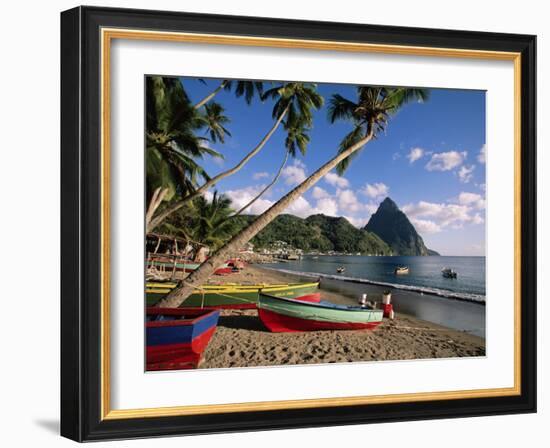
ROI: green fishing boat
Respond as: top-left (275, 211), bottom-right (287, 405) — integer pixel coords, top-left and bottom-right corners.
top-left (258, 293), bottom-right (384, 332)
top-left (146, 281), bottom-right (320, 308)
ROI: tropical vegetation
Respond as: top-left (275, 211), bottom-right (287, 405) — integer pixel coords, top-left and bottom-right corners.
top-left (156, 85), bottom-right (429, 308)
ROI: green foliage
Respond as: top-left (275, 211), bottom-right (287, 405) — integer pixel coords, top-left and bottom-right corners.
top-left (145, 76), bottom-right (227, 202)
top-left (232, 214), bottom-right (392, 255)
top-left (328, 87), bottom-right (430, 175)
top-left (157, 192), bottom-right (238, 251)
top-left (223, 80), bottom-right (265, 105)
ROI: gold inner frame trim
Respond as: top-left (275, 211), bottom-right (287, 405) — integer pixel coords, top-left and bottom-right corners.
top-left (100, 27), bottom-right (522, 420)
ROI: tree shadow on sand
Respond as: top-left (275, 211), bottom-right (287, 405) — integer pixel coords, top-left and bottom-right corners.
top-left (218, 314), bottom-right (267, 332)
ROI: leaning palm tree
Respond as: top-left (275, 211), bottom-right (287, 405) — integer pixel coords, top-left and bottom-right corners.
top-left (147, 82), bottom-right (323, 232)
top-left (145, 76), bottom-right (224, 228)
top-left (232, 117), bottom-right (311, 217)
top-left (193, 80), bottom-right (265, 109)
top-left (156, 86), bottom-right (428, 307)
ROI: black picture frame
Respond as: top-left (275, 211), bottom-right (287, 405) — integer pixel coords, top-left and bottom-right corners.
top-left (61, 5), bottom-right (536, 442)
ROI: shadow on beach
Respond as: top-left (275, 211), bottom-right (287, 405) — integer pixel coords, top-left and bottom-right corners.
top-left (218, 314), bottom-right (267, 332)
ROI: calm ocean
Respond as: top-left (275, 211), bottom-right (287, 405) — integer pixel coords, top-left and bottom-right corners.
top-left (265, 255), bottom-right (486, 303)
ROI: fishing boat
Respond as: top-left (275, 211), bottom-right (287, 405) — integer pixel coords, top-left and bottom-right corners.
top-left (394, 266), bottom-right (409, 275)
top-left (258, 293), bottom-right (384, 332)
top-left (146, 281), bottom-right (320, 308)
top-left (441, 267), bottom-right (458, 278)
top-left (147, 256), bottom-right (200, 273)
top-left (146, 307), bottom-right (220, 370)
top-left (336, 267), bottom-right (346, 273)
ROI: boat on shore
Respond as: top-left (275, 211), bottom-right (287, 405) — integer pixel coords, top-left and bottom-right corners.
top-left (147, 255), bottom-right (239, 276)
top-left (394, 266), bottom-right (409, 275)
top-left (146, 281), bottom-right (320, 308)
top-left (146, 307), bottom-right (220, 370)
top-left (258, 293), bottom-right (384, 332)
top-left (442, 267), bottom-right (458, 278)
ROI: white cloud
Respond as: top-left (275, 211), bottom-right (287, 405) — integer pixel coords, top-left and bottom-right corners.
top-left (472, 213), bottom-right (484, 225)
top-left (225, 185), bottom-right (274, 215)
top-left (253, 171), bottom-right (270, 180)
top-left (477, 144), bottom-right (486, 164)
top-left (457, 192), bottom-right (485, 209)
top-left (407, 147), bottom-right (425, 163)
top-left (410, 218), bottom-right (442, 234)
top-left (360, 182), bottom-right (389, 199)
top-left (364, 203), bottom-right (379, 215)
top-left (458, 164), bottom-right (475, 183)
top-left (337, 189), bottom-right (361, 213)
top-left (281, 160), bottom-right (307, 185)
top-left (324, 172), bottom-right (350, 189)
top-left (284, 195), bottom-right (315, 218)
top-left (425, 151), bottom-right (467, 171)
top-left (312, 186), bottom-right (330, 200)
top-left (343, 215), bottom-right (368, 228)
top-left (403, 197), bottom-right (485, 232)
top-left (392, 152), bottom-right (401, 161)
top-left (202, 190), bottom-right (214, 203)
top-left (315, 197), bottom-right (339, 216)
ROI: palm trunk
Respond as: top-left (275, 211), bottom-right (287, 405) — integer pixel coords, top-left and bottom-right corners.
top-left (157, 129), bottom-right (374, 308)
top-left (232, 149), bottom-right (290, 217)
top-left (193, 80), bottom-right (228, 109)
top-left (147, 105), bottom-right (290, 233)
top-left (145, 187), bottom-right (169, 232)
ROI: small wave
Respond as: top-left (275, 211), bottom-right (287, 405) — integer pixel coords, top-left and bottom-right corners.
top-left (265, 267), bottom-right (486, 305)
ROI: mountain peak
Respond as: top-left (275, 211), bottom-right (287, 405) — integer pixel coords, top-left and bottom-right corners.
top-left (379, 197), bottom-right (399, 210)
top-left (365, 198), bottom-right (439, 256)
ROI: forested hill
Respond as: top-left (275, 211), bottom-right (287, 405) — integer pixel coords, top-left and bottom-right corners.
top-left (233, 214), bottom-right (392, 255)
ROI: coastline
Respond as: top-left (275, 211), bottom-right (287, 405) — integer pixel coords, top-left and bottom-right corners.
top-left (200, 265), bottom-right (486, 369)
top-left (263, 265), bottom-right (486, 304)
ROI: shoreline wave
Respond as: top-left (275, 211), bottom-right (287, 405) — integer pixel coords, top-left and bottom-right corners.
top-left (263, 267), bottom-right (486, 305)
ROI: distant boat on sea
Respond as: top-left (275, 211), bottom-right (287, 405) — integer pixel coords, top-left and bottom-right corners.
top-left (442, 267), bottom-right (458, 279)
top-left (394, 266), bottom-right (409, 275)
top-left (336, 266), bottom-right (346, 273)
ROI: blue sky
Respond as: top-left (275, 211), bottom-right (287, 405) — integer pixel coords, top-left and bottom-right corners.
top-left (178, 77), bottom-right (486, 256)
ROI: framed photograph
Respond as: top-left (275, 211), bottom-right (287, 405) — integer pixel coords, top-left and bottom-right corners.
top-left (60, 6), bottom-right (536, 441)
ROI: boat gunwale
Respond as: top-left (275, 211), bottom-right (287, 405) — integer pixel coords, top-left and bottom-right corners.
top-left (258, 292), bottom-right (384, 315)
top-left (146, 282), bottom-right (320, 296)
top-left (145, 308), bottom-right (220, 328)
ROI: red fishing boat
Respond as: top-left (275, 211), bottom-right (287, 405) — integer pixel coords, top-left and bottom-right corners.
top-left (146, 307), bottom-right (220, 370)
top-left (258, 293), bottom-right (383, 332)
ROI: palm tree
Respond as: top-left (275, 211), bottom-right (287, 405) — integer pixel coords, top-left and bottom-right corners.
top-left (190, 192), bottom-right (238, 250)
top-left (200, 102), bottom-right (231, 143)
top-left (232, 118), bottom-right (311, 216)
top-left (147, 82), bottom-right (323, 232)
top-left (146, 77), bottom-right (220, 225)
top-left (145, 77), bottom-right (230, 228)
top-left (193, 80), bottom-right (265, 109)
top-left (156, 86), bottom-right (428, 307)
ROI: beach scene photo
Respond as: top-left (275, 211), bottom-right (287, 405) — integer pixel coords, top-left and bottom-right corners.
top-left (144, 75), bottom-right (486, 371)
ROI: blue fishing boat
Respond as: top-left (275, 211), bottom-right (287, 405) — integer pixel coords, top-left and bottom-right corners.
top-left (146, 307), bottom-right (220, 370)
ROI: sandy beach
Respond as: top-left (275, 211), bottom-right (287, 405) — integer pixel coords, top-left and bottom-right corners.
top-left (200, 265), bottom-right (486, 369)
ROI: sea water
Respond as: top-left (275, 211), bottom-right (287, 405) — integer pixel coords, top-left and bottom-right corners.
top-left (265, 255), bottom-right (486, 303)
top-left (264, 256), bottom-right (486, 337)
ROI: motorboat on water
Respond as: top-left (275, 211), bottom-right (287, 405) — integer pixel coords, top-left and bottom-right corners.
top-left (394, 266), bottom-right (409, 275)
top-left (441, 267), bottom-right (458, 278)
